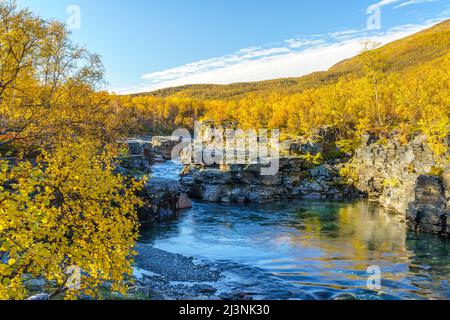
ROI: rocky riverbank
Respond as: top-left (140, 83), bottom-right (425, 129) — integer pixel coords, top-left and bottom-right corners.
top-left (180, 159), bottom-right (363, 204)
top-left (346, 133), bottom-right (449, 237)
top-left (131, 245), bottom-right (368, 300)
top-left (176, 122), bottom-right (449, 237)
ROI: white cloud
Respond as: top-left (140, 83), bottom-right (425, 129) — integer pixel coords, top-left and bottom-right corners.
top-left (368, 0), bottom-right (403, 10)
top-left (367, 0), bottom-right (439, 10)
top-left (377, 0), bottom-right (403, 5)
top-left (395, 0), bottom-right (438, 9)
top-left (285, 38), bottom-right (326, 49)
top-left (140, 46), bottom-right (292, 84)
top-left (114, 18), bottom-right (446, 95)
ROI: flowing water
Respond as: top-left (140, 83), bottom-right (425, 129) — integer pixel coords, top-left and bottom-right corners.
top-left (141, 162), bottom-right (449, 300)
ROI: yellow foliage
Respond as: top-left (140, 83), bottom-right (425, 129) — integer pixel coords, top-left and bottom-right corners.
top-left (427, 166), bottom-right (444, 177)
top-left (383, 178), bottom-right (400, 188)
top-left (0, 2), bottom-right (118, 152)
top-left (113, 21), bottom-right (450, 158)
top-left (0, 138), bottom-right (144, 299)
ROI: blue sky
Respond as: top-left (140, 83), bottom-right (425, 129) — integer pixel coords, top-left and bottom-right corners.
top-left (17, 0), bottom-right (450, 93)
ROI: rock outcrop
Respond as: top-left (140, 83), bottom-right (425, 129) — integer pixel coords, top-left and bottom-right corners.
top-left (145, 136), bottom-right (182, 163)
top-left (121, 126), bottom-right (450, 237)
top-left (119, 136), bottom-right (182, 172)
top-left (347, 133), bottom-right (449, 237)
top-left (179, 122), bottom-right (361, 203)
top-left (118, 141), bottom-right (152, 173)
top-left (138, 178), bottom-right (192, 224)
top-left (180, 158), bottom-right (362, 204)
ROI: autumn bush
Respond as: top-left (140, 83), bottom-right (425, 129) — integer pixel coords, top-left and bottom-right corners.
top-left (0, 138), bottom-right (144, 299)
top-left (0, 1), bottom-right (144, 299)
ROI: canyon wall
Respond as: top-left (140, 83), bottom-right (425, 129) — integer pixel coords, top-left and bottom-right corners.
top-left (348, 133), bottom-right (449, 237)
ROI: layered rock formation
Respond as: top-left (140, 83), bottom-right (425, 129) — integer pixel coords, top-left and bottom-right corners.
top-left (347, 133), bottom-right (449, 237)
top-left (145, 136), bottom-right (181, 163)
top-left (118, 141), bottom-right (152, 173)
top-left (180, 160), bottom-right (362, 204)
top-left (120, 136), bottom-right (181, 171)
top-left (179, 123), bottom-right (361, 204)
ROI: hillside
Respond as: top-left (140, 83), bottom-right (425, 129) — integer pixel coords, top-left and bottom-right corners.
top-left (116, 18), bottom-right (449, 151)
top-left (133, 19), bottom-right (450, 100)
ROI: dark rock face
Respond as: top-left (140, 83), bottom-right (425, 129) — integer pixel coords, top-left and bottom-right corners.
top-left (120, 137), bottom-right (181, 172)
top-left (145, 136), bottom-right (182, 163)
top-left (127, 142), bottom-right (144, 155)
top-left (180, 159), bottom-right (362, 204)
top-left (118, 141), bottom-right (152, 173)
top-left (347, 133), bottom-right (449, 237)
top-left (407, 175), bottom-right (447, 235)
top-left (138, 178), bottom-right (192, 224)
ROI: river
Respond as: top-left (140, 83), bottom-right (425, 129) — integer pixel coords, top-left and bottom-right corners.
top-left (140, 161), bottom-right (449, 300)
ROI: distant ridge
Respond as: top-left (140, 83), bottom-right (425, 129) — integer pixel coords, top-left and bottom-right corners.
top-left (131, 19), bottom-right (450, 100)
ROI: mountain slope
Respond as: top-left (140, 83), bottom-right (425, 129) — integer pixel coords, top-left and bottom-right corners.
top-left (133, 19), bottom-right (450, 100)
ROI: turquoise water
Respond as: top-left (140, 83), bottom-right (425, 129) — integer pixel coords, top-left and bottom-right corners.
top-left (142, 163), bottom-right (449, 300)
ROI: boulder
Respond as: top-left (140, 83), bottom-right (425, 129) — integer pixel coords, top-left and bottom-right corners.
top-left (177, 193), bottom-right (193, 210)
top-left (406, 175), bottom-right (447, 235)
top-left (139, 178), bottom-right (192, 223)
top-left (202, 184), bottom-right (225, 202)
top-left (127, 142), bottom-right (144, 155)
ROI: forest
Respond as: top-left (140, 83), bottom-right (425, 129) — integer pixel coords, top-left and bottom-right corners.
top-left (116, 20), bottom-right (450, 157)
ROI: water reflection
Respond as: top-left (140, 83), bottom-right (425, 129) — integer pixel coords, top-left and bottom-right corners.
top-left (140, 195), bottom-right (449, 300)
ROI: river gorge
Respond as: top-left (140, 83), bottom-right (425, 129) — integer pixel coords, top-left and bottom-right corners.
top-left (134, 161), bottom-right (449, 300)
top-left (2, 3), bottom-right (449, 304)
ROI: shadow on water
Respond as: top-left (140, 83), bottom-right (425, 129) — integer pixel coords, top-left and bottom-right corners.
top-left (140, 163), bottom-right (449, 300)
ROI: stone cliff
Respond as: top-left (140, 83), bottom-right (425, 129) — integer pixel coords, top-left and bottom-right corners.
top-left (180, 160), bottom-right (362, 204)
top-left (347, 133), bottom-right (449, 237)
